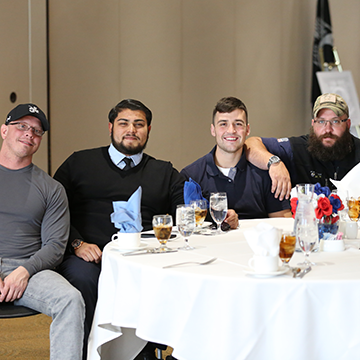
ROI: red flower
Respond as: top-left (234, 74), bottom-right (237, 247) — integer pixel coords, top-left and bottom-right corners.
top-left (290, 197), bottom-right (298, 219)
top-left (315, 197), bottom-right (333, 219)
top-left (331, 215), bottom-right (339, 224)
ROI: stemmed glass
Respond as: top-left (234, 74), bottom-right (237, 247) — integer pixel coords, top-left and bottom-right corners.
top-left (296, 217), bottom-right (318, 266)
top-left (279, 231), bottom-right (296, 267)
top-left (190, 199), bottom-right (208, 228)
top-left (176, 204), bottom-right (196, 250)
top-left (209, 192), bottom-right (228, 234)
top-left (152, 215), bottom-right (173, 252)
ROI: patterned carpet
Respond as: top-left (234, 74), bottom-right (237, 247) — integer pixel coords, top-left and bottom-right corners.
top-left (0, 314), bottom-right (51, 359)
top-left (0, 313), bottom-right (173, 359)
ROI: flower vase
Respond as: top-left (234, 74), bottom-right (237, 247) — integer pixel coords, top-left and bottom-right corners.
top-left (318, 218), bottom-right (339, 240)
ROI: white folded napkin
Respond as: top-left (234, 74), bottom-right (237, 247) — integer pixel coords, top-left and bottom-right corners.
top-left (244, 222), bottom-right (281, 256)
top-left (330, 162), bottom-right (360, 201)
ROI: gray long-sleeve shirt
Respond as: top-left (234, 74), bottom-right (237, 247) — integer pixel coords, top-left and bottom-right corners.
top-left (0, 163), bottom-right (69, 277)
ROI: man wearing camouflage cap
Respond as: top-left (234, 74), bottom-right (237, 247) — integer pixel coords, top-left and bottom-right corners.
top-left (245, 93), bottom-right (360, 200)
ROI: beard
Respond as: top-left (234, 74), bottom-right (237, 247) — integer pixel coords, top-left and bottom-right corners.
top-left (307, 126), bottom-right (353, 162)
top-left (111, 131), bottom-right (149, 155)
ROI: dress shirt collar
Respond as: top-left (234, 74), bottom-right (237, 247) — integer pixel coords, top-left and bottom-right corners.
top-left (108, 143), bottom-right (143, 169)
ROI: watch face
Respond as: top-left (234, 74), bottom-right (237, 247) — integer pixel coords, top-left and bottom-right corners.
top-left (268, 156), bottom-right (280, 169)
top-left (72, 239), bottom-right (81, 248)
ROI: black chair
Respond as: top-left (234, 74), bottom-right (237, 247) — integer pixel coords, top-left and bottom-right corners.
top-left (0, 301), bottom-right (39, 319)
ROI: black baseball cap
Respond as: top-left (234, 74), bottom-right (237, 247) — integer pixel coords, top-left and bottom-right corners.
top-left (5, 103), bottom-right (49, 131)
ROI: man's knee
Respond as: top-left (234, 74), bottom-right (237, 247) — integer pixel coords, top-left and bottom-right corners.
top-left (58, 255), bottom-right (101, 291)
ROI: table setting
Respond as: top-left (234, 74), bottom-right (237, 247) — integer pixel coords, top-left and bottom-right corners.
top-left (88, 181), bottom-right (360, 360)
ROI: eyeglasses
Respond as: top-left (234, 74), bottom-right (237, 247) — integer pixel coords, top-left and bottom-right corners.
top-left (8, 122), bottom-right (45, 137)
top-left (313, 119), bottom-right (348, 127)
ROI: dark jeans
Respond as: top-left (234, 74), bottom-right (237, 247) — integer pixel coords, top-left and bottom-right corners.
top-left (57, 254), bottom-right (101, 360)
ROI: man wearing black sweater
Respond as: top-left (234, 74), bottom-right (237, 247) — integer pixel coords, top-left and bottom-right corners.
top-left (54, 99), bottom-right (184, 360)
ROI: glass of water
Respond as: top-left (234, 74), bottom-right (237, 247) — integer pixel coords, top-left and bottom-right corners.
top-left (209, 192), bottom-right (228, 235)
top-left (176, 204), bottom-right (196, 250)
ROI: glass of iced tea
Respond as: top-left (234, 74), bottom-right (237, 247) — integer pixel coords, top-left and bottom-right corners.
top-left (347, 197), bottom-right (360, 222)
top-left (279, 231), bottom-right (296, 266)
top-left (190, 199), bottom-right (208, 227)
top-left (152, 215), bottom-right (173, 251)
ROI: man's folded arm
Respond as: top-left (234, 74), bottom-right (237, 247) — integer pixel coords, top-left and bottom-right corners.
top-left (245, 137), bottom-right (292, 200)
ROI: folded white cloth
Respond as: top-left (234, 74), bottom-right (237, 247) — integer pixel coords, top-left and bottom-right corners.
top-left (331, 162), bottom-right (360, 200)
top-left (244, 222), bottom-right (281, 256)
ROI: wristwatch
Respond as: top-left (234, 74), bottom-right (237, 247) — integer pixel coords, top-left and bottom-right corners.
top-left (267, 155), bottom-right (281, 169)
top-left (71, 239), bottom-right (84, 250)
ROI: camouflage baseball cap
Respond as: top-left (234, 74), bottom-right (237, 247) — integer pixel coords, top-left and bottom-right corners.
top-left (313, 93), bottom-right (349, 118)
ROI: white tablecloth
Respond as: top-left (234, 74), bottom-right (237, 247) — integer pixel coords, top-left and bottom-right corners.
top-left (88, 218), bottom-right (360, 360)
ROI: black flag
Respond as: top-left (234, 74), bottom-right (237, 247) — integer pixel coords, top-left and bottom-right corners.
top-left (311, 0), bottom-right (334, 106)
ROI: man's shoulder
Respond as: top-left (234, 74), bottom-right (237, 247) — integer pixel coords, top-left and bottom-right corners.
top-left (180, 152), bottom-right (211, 177)
top-left (32, 165), bottom-right (66, 192)
top-left (71, 146), bottom-right (108, 158)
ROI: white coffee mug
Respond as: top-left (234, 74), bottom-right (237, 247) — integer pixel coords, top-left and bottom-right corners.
top-left (248, 255), bottom-right (279, 273)
top-left (345, 222), bottom-right (358, 239)
top-left (111, 232), bottom-right (141, 249)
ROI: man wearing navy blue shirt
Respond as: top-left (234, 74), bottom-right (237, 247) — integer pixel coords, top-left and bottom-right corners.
top-left (181, 97), bottom-right (291, 227)
top-left (245, 93), bottom-right (360, 200)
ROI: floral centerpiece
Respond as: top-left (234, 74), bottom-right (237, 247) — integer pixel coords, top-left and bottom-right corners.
top-left (291, 183), bottom-right (344, 240)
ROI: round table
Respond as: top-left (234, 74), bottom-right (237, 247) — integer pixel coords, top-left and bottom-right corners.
top-left (88, 218), bottom-right (360, 360)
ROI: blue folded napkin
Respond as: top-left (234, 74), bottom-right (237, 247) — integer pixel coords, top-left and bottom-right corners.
top-left (184, 178), bottom-right (208, 205)
top-left (110, 186), bottom-right (143, 233)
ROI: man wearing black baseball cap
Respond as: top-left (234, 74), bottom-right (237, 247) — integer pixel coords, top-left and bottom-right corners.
top-left (0, 103), bottom-right (85, 359)
top-left (5, 103), bottom-right (49, 131)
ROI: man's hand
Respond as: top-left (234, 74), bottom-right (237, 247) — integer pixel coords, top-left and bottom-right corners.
top-left (268, 162), bottom-right (291, 200)
top-left (0, 266), bottom-right (30, 302)
top-left (224, 209), bottom-right (239, 229)
top-left (75, 242), bottom-right (102, 263)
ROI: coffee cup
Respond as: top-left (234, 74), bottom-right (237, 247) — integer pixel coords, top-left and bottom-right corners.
top-left (345, 222), bottom-right (358, 239)
top-left (248, 255), bottom-right (279, 273)
top-left (111, 232), bottom-right (141, 249)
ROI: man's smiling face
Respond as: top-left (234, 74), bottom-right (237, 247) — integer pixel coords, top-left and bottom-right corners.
top-left (211, 109), bottom-right (250, 154)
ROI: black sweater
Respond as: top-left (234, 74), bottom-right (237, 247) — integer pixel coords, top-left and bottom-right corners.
top-left (54, 147), bottom-right (185, 250)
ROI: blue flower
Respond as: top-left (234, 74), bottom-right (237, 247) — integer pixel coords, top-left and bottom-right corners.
top-left (314, 182), bottom-right (331, 197)
top-left (329, 196), bottom-right (342, 214)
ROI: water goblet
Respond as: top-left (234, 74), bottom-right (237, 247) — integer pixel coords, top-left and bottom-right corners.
top-left (209, 192), bottom-right (228, 234)
top-left (190, 199), bottom-right (208, 228)
top-left (279, 231), bottom-right (296, 267)
top-left (176, 204), bottom-right (196, 250)
top-left (296, 217), bottom-right (318, 266)
top-left (152, 214), bottom-right (173, 252)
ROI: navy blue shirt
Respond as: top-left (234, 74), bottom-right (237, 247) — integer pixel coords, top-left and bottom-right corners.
top-left (181, 146), bottom-right (290, 219)
top-left (262, 135), bottom-right (360, 189)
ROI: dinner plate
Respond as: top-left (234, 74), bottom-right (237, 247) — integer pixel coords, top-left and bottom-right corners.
top-left (243, 267), bottom-right (288, 278)
top-left (111, 241), bottom-right (148, 252)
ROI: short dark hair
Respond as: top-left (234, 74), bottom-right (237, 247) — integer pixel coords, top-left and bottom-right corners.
top-left (108, 99), bottom-right (152, 126)
top-left (212, 97), bottom-right (248, 124)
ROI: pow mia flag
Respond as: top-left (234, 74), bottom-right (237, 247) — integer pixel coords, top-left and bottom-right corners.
top-left (311, 0), bottom-right (334, 106)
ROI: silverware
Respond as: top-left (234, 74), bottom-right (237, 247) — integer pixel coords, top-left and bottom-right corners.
top-left (291, 267), bottom-right (302, 278)
top-left (163, 257), bottom-right (217, 269)
top-left (122, 248), bottom-right (178, 256)
top-left (297, 266), bottom-right (312, 278)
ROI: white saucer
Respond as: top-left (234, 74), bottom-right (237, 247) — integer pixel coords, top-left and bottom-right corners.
top-left (199, 221), bottom-right (212, 228)
top-left (112, 242), bottom-right (148, 252)
top-left (141, 231), bottom-right (180, 242)
top-left (243, 267), bottom-right (288, 278)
